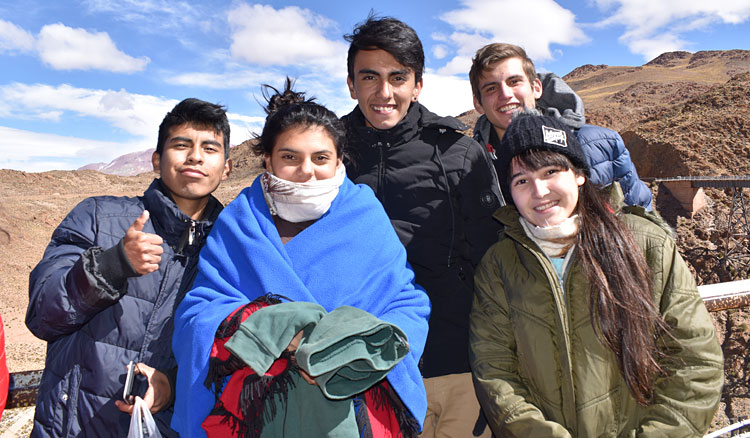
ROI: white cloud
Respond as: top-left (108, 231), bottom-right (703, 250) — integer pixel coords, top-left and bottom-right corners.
top-left (0, 19), bottom-right (35, 54)
top-left (289, 77), bottom-right (355, 117)
top-left (436, 55), bottom-right (474, 76)
top-left (433, 44), bottom-right (449, 60)
top-left (226, 3), bottom-right (347, 75)
top-left (84, 0), bottom-right (186, 18)
top-left (593, 0), bottom-right (750, 60)
top-left (169, 67), bottom-right (355, 121)
top-left (419, 72), bottom-right (474, 118)
top-left (170, 69), bottom-right (287, 90)
top-left (437, 0), bottom-right (589, 73)
top-left (0, 83), bottom-right (176, 137)
top-left (627, 33), bottom-right (688, 62)
top-left (227, 113), bottom-right (266, 145)
top-left (0, 83), bottom-right (271, 171)
top-left (37, 23), bottom-right (149, 72)
top-left (82, 0), bottom-right (205, 30)
top-left (0, 125), bottom-right (151, 172)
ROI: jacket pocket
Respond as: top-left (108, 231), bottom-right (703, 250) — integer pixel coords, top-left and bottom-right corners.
top-left (54, 364), bottom-right (82, 436)
top-left (576, 386), bottom-right (619, 437)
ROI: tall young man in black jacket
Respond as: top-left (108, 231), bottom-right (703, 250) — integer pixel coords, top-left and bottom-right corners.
top-left (342, 15), bottom-right (499, 438)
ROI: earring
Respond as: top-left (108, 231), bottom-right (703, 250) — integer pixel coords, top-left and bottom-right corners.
top-left (412, 96), bottom-right (417, 102)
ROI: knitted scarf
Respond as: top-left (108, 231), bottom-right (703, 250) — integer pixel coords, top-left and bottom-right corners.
top-left (171, 175), bottom-right (430, 438)
top-left (519, 215), bottom-right (580, 258)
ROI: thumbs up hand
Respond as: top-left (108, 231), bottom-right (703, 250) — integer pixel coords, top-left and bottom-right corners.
top-left (123, 210), bottom-right (164, 275)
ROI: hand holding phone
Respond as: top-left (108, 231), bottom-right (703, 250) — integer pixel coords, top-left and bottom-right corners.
top-left (123, 361), bottom-right (136, 404)
top-left (116, 362), bottom-right (171, 415)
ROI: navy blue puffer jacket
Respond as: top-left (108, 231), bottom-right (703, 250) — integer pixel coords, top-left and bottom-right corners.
top-left (576, 123), bottom-right (652, 209)
top-left (26, 179), bottom-right (222, 437)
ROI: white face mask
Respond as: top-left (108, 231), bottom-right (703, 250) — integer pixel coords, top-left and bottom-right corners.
top-left (261, 162), bottom-right (346, 223)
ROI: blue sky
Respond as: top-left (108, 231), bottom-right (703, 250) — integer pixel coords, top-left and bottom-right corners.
top-left (1, 0), bottom-right (749, 172)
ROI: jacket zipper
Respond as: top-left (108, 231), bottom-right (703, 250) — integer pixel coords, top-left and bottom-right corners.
top-left (516, 235), bottom-right (578, 432)
top-left (376, 141), bottom-right (387, 206)
top-left (187, 220), bottom-right (196, 246)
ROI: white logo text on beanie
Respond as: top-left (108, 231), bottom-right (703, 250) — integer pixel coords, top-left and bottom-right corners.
top-left (542, 125), bottom-right (567, 148)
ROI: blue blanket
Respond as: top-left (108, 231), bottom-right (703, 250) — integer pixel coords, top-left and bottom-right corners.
top-left (172, 175), bottom-right (430, 437)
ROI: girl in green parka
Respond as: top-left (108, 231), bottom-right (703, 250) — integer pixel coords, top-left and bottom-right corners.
top-left (469, 112), bottom-right (723, 437)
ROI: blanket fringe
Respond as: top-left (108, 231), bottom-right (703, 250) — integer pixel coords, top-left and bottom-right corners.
top-left (204, 294), bottom-right (286, 396)
top-left (355, 382), bottom-right (421, 438)
top-left (203, 293), bottom-right (299, 437)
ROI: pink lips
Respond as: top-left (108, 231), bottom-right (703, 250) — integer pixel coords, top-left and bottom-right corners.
top-left (180, 168), bottom-right (206, 178)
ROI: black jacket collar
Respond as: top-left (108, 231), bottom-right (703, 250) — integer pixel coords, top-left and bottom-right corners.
top-left (344, 102), bottom-right (468, 149)
top-left (142, 178), bottom-right (222, 249)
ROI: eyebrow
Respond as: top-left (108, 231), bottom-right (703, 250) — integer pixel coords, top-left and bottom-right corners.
top-left (168, 136), bottom-right (223, 148)
top-left (480, 81), bottom-right (499, 91)
top-left (276, 147), bottom-right (333, 155)
top-left (510, 164), bottom-right (531, 181)
top-left (481, 74), bottom-right (525, 91)
top-left (168, 136), bottom-right (194, 144)
top-left (357, 68), bottom-right (410, 77)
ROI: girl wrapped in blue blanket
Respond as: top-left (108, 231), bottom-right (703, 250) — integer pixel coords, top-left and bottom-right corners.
top-left (172, 78), bottom-right (430, 438)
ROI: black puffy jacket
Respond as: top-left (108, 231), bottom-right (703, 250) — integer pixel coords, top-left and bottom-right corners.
top-left (26, 179), bottom-right (222, 437)
top-left (343, 102), bottom-right (501, 378)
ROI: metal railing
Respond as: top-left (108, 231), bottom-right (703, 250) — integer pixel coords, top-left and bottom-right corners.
top-left (6, 370), bottom-right (42, 410)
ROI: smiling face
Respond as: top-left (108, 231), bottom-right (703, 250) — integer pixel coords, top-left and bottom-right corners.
top-left (509, 159), bottom-right (586, 227)
top-left (473, 57), bottom-right (542, 139)
top-left (264, 125), bottom-right (341, 183)
top-left (152, 123), bottom-right (230, 218)
top-left (347, 49), bottom-right (423, 130)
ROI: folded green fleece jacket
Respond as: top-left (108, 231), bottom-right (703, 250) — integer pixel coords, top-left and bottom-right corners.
top-left (225, 302), bottom-right (409, 399)
top-left (224, 301), bottom-right (326, 374)
top-left (296, 305), bottom-right (409, 399)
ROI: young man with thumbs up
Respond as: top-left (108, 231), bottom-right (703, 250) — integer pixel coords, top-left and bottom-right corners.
top-left (25, 98), bottom-right (231, 437)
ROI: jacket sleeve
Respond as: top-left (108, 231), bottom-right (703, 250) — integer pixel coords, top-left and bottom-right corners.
top-left (578, 126), bottom-right (653, 210)
top-left (637, 235), bottom-right (724, 436)
top-left (26, 197), bottom-right (137, 341)
top-left (610, 134), bottom-right (653, 210)
top-left (470, 249), bottom-right (572, 438)
top-left (457, 138), bottom-right (503, 267)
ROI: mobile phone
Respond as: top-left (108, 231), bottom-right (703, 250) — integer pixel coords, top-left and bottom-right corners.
top-left (123, 361), bottom-right (135, 403)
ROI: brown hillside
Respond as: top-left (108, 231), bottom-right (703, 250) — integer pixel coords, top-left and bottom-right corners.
top-left (564, 49), bottom-right (750, 131)
top-left (622, 72), bottom-right (750, 178)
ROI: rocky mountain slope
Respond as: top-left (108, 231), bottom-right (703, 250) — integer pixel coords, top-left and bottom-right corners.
top-left (78, 148), bottom-right (155, 176)
top-left (566, 49), bottom-right (750, 132)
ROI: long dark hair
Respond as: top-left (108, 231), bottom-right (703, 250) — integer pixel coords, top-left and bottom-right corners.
top-left (510, 149), bottom-right (668, 406)
top-left (253, 77), bottom-right (345, 166)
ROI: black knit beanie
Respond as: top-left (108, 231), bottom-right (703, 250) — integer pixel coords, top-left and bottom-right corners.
top-left (498, 113), bottom-right (588, 204)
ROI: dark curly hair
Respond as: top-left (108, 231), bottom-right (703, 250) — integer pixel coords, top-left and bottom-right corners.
top-left (344, 13), bottom-right (424, 83)
top-left (253, 77), bottom-right (345, 166)
top-left (157, 98), bottom-right (230, 158)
